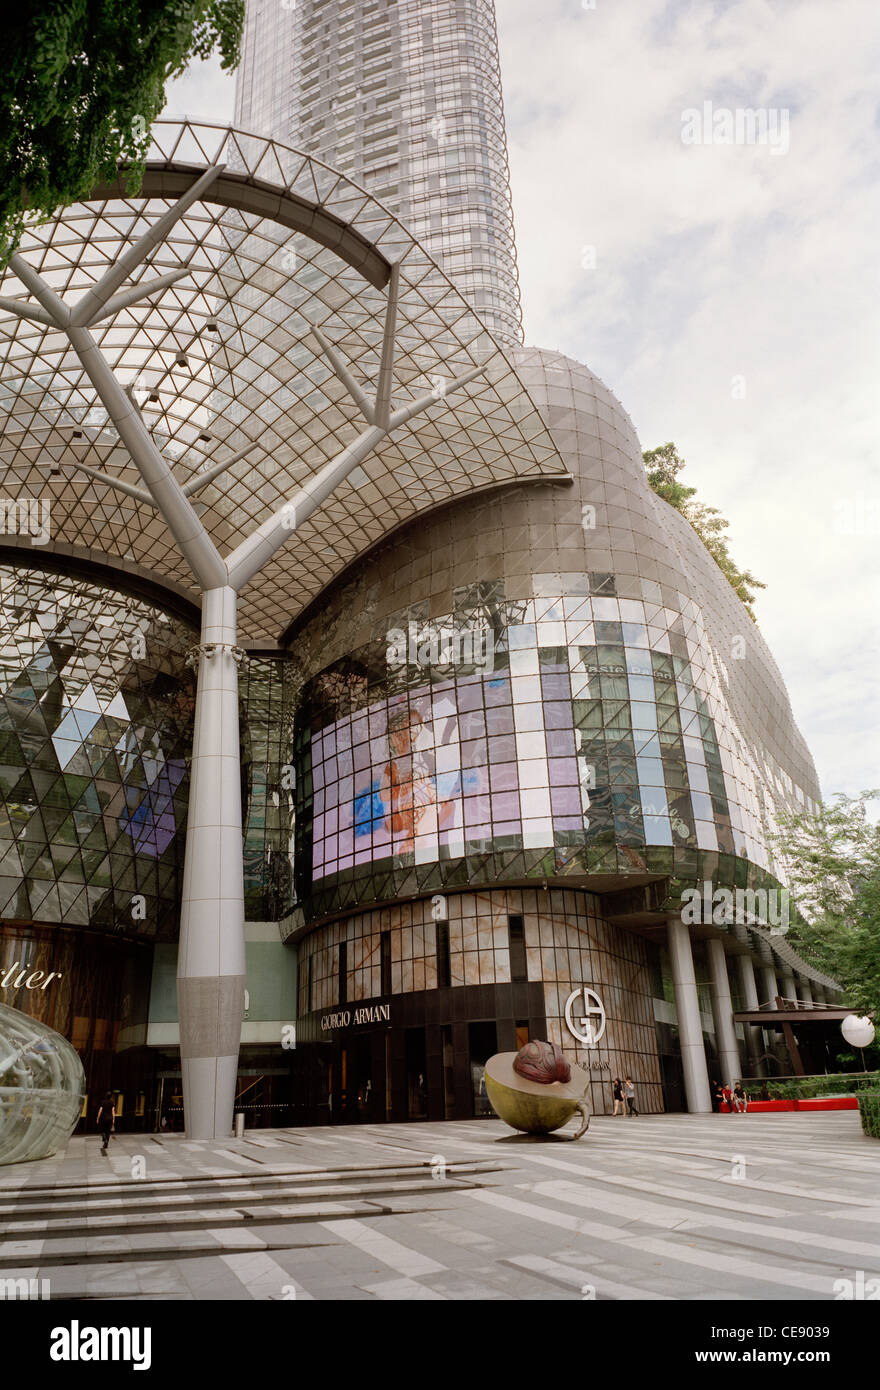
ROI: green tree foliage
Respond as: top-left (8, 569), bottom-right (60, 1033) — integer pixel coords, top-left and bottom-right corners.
top-left (771, 792), bottom-right (880, 1021)
top-left (0, 0), bottom-right (243, 257)
top-left (643, 442), bottom-right (766, 620)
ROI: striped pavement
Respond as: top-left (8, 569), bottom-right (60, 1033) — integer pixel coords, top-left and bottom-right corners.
top-left (0, 1111), bottom-right (877, 1300)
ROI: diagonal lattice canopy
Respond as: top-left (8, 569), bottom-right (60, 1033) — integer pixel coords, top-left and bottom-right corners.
top-left (0, 120), bottom-right (568, 641)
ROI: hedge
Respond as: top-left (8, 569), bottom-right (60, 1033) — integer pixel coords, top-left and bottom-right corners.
top-left (857, 1091), bottom-right (880, 1139)
top-left (764, 1072), bottom-right (880, 1102)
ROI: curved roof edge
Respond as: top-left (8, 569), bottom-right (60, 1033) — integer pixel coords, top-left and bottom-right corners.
top-left (0, 540), bottom-right (201, 628)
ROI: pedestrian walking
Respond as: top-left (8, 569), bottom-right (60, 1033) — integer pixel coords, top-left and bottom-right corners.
top-left (96, 1091), bottom-right (115, 1155)
top-left (624, 1076), bottom-right (639, 1116)
top-left (732, 1082), bottom-right (748, 1114)
top-left (612, 1076), bottom-right (625, 1116)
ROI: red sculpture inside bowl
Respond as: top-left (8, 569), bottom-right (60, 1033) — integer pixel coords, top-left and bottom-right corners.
top-left (512, 1040), bottom-right (571, 1086)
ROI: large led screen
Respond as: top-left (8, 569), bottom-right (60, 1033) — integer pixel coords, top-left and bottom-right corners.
top-left (309, 666), bottom-right (595, 881)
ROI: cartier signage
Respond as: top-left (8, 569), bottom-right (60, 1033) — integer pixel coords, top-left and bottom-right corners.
top-left (0, 960), bottom-right (62, 991)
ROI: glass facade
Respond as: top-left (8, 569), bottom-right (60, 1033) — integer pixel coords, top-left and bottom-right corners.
top-left (240, 654), bottom-right (297, 921)
top-left (0, 563), bottom-right (196, 939)
top-left (296, 595), bottom-right (782, 921)
top-left (293, 887), bottom-right (664, 1121)
top-left (235, 0), bottom-right (524, 347)
top-left (291, 354), bottom-right (819, 926)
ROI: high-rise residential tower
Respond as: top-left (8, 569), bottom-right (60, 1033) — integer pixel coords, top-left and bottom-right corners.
top-left (234, 0), bottom-right (524, 347)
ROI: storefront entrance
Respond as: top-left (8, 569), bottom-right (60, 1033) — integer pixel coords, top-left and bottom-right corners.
top-left (294, 982), bottom-right (547, 1127)
top-left (333, 1033), bottom-right (379, 1123)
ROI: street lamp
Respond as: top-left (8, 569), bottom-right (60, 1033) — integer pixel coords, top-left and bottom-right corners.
top-left (841, 1015), bottom-right (875, 1072)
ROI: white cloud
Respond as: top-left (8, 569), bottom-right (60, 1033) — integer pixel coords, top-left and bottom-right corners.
top-left (497, 0), bottom-right (880, 800)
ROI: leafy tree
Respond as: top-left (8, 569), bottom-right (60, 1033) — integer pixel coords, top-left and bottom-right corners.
top-left (0, 0), bottom-right (243, 259)
top-left (770, 792), bottom-right (880, 1021)
top-left (643, 442), bottom-right (766, 620)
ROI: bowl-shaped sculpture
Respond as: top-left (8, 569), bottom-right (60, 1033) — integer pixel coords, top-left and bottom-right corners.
top-left (484, 1050), bottom-right (591, 1139)
top-left (0, 1001), bottom-right (86, 1165)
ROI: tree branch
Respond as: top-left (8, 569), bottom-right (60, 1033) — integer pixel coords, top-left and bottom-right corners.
top-left (375, 260), bottom-right (400, 429)
top-left (65, 459), bottom-right (155, 507)
top-left (69, 162), bottom-right (224, 328)
top-left (0, 296), bottom-right (56, 327)
top-left (225, 357), bottom-right (490, 593)
top-left (307, 320), bottom-right (376, 425)
top-left (181, 439), bottom-right (262, 497)
top-left (85, 266), bottom-right (194, 327)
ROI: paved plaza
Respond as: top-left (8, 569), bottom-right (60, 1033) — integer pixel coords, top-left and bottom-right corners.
top-left (1, 1111), bottom-right (878, 1301)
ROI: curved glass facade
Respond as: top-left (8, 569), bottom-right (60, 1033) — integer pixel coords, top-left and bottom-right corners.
top-left (291, 350), bottom-right (820, 926)
top-left (295, 590), bottom-right (791, 918)
top-left (0, 1000), bottom-right (86, 1165)
top-left (0, 564), bottom-right (197, 938)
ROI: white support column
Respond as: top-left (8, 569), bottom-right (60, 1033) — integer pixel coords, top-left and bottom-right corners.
top-left (736, 954), bottom-right (766, 1077)
top-left (813, 984), bottom-right (827, 1006)
top-left (796, 977), bottom-right (813, 1006)
top-left (667, 918), bottom-right (712, 1113)
top-left (5, 234), bottom-right (491, 1144)
top-left (177, 586), bottom-right (246, 1139)
top-left (707, 938), bottom-right (742, 1086)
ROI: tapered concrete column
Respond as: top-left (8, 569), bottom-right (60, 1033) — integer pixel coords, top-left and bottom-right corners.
top-left (667, 918), bottom-right (712, 1113)
top-left (177, 586), bottom-right (246, 1139)
top-left (813, 985), bottom-right (826, 1006)
top-left (796, 977), bottom-right (813, 1006)
top-left (707, 939), bottom-right (741, 1085)
top-left (780, 970), bottom-right (798, 1006)
top-left (736, 954), bottom-right (767, 1077)
top-left (759, 965), bottom-right (780, 1009)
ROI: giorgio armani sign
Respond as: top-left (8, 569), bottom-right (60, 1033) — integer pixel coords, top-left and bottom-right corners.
top-left (320, 1002), bottom-right (391, 1032)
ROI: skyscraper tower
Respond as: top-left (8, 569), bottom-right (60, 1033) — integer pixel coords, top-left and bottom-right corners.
top-left (234, 0), bottom-right (524, 347)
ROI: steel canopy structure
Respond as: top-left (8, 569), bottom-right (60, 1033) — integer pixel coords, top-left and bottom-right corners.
top-left (0, 120), bottom-right (568, 1137)
top-left (0, 120), bottom-right (567, 643)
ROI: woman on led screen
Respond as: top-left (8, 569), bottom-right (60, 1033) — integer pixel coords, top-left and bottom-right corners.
top-left (380, 707), bottom-right (444, 856)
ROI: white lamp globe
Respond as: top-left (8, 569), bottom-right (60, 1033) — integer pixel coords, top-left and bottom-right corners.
top-left (840, 1015), bottom-right (875, 1048)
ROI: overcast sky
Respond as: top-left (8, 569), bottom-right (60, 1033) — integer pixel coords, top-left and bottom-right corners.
top-left (166, 0), bottom-right (879, 804)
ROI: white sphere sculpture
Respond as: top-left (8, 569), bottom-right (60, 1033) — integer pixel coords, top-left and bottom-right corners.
top-left (840, 1015), bottom-right (876, 1048)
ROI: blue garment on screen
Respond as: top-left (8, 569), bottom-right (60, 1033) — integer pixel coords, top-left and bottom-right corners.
top-left (353, 782), bottom-right (385, 836)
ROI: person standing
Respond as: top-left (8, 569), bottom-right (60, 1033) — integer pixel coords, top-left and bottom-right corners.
top-left (612, 1077), bottom-right (625, 1116)
top-left (624, 1076), bottom-right (639, 1116)
top-left (96, 1091), bottom-right (115, 1155)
